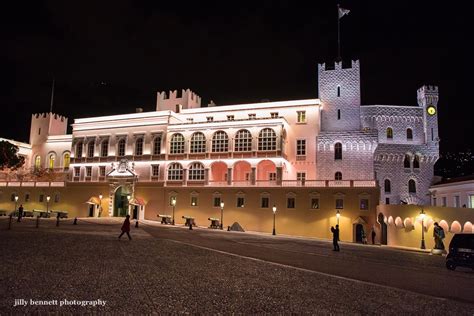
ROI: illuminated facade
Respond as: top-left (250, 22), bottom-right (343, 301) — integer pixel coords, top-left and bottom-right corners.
top-left (0, 60), bottom-right (441, 243)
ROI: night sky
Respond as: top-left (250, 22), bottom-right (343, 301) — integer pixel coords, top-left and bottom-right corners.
top-left (1, 1), bottom-right (473, 153)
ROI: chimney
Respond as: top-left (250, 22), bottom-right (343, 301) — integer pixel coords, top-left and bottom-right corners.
top-left (136, 108), bottom-right (143, 113)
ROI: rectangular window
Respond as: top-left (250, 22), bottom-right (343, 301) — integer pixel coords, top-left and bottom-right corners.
top-left (227, 115), bottom-right (234, 121)
top-left (297, 172), bottom-right (306, 184)
top-left (248, 113), bottom-right (256, 120)
top-left (454, 196), bottom-right (460, 208)
top-left (191, 196), bottom-right (198, 206)
top-left (270, 112), bottom-right (278, 118)
top-left (99, 166), bottom-right (106, 177)
top-left (54, 194), bottom-right (60, 203)
top-left (311, 198), bottom-right (319, 209)
top-left (297, 111), bottom-right (306, 123)
top-left (431, 128), bottom-right (434, 141)
top-left (337, 109), bottom-right (341, 120)
top-left (153, 137), bottom-right (162, 155)
top-left (269, 173), bottom-right (276, 181)
top-left (432, 197), bottom-right (437, 206)
top-left (39, 194), bottom-right (44, 203)
top-left (86, 166), bottom-right (92, 177)
top-left (207, 116), bottom-right (214, 122)
top-left (25, 193), bottom-right (30, 202)
top-left (151, 165), bottom-right (160, 177)
top-left (245, 173), bottom-right (250, 181)
top-left (360, 199), bottom-right (369, 210)
top-left (287, 197), bottom-right (296, 209)
top-left (261, 197), bottom-right (269, 208)
top-left (237, 197), bottom-right (245, 208)
top-left (297, 139), bottom-right (306, 156)
top-left (385, 197), bottom-right (390, 205)
top-left (74, 167), bottom-right (80, 177)
top-left (187, 118), bottom-right (194, 123)
top-left (213, 197), bottom-right (221, 207)
top-left (336, 198), bottom-right (344, 209)
top-left (442, 197), bottom-right (447, 207)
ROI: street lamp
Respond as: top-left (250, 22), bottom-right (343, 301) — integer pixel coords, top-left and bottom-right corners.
top-left (272, 205), bottom-right (277, 235)
top-left (336, 209), bottom-right (340, 225)
top-left (14, 195), bottom-right (19, 214)
top-left (220, 200), bottom-right (224, 230)
top-left (419, 208), bottom-right (426, 249)
top-left (98, 194), bottom-right (103, 217)
top-left (46, 195), bottom-right (51, 215)
top-left (127, 195), bottom-right (131, 216)
top-left (171, 197), bottom-right (176, 225)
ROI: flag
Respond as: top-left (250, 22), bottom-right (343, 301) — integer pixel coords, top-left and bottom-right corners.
top-left (338, 7), bottom-right (350, 19)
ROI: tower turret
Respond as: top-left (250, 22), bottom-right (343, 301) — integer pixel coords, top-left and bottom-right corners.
top-left (417, 85), bottom-right (439, 146)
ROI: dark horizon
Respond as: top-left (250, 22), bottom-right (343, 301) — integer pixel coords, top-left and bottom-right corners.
top-left (1, 1), bottom-right (473, 153)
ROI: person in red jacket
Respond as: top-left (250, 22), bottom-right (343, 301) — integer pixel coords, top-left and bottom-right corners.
top-left (118, 215), bottom-right (132, 240)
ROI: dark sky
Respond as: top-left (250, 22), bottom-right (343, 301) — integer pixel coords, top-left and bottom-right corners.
top-left (1, 1), bottom-right (473, 152)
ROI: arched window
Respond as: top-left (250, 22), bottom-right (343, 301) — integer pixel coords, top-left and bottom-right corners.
top-left (135, 138), bottom-right (143, 156)
top-left (76, 142), bottom-right (83, 158)
top-left (34, 156), bottom-right (41, 170)
top-left (63, 153), bottom-right (70, 170)
top-left (87, 142), bottom-right (95, 158)
top-left (384, 179), bottom-right (391, 193)
top-left (406, 128), bottom-right (413, 141)
top-left (212, 131), bottom-right (229, 152)
top-left (167, 163), bottom-right (183, 180)
top-left (170, 133), bottom-right (185, 154)
top-left (403, 154), bottom-right (411, 168)
top-left (413, 155), bottom-right (420, 169)
top-left (48, 154), bottom-right (55, 169)
top-left (235, 129), bottom-right (252, 152)
top-left (408, 179), bottom-right (416, 193)
top-left (335, 172), bottom-right (342, 180)
top-left (386, 127), bottom-right (393, 140)
top-left (188, 162), bottom-right (205, 180)
top-left (100, 140), bottom-right (108, 157)
top-left (117, 139), bottom-right (126, 157)
top-left (258, 128), bottom-right (277, 151)
top-left (334, 143), bottom-right (342, 160)
top-left (153, 136), bottom-right (161, 155)
top-left (190, 132), bottom-right (206, 153)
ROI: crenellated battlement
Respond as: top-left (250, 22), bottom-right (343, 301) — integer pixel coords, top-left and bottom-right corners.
top-left (30, 112), bottom-right (68, 146)
top-left (32, 112), bottom-right (67, 122)
top-left (318, 59), bottom-right (359, 72)
top-left (417, 85), bottom-right (438, 93)
top-left (156, 89), bottom-right (202, 112)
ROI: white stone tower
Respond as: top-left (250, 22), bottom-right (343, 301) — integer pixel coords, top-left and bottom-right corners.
top-left (417, 85), bottom-right (439, 147)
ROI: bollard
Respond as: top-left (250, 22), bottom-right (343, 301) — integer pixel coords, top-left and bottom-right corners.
top-left (8, 214), bottom-right (12, 230)
top-left (189, 221), bottom-right (193, 230)
top-left (36, 216), bottom-right (39, 228)
top-left (73, 217), bottom-right (77, 225)
top-left (135, 221), bottom-right (139, 228)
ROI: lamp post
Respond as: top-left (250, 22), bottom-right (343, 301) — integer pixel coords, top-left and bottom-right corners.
top-left (46, 195), bottom-right (51, 216)
top-left (171, 197), bottom-right (176, 225)
top-left (419, 208), bottom-right (426, 249)
top-left (220, 200), bottom-right (224, 230)
top-left (127, 195), bottom-right (131, 216)
top-left (14, 195), bottom-right (19, 214)
top-left (272, 205), bottom-right (277, 235)
top-left (336, 209), bottom-right (340, 225)
top-left (98, 194), bottom-right (103, 217)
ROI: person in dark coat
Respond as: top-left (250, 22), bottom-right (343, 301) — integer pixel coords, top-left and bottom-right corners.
top-left (17, 204), bottom-right (24, 222)
top-left (118, 215), bottom-right (132, 240)
top-left (331, 225), bottom-right (340, 251)
top-left (371, 226), bottom-right (376, 245)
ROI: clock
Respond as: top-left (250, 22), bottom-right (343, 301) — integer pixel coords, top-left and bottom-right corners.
top-left (427, 105), bottom-right (436, 116)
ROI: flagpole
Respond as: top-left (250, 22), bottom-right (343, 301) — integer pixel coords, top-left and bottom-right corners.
top-left (49, 77), bottom-right (55, 113)
top-left (337, 4), bottom-right (341, 61)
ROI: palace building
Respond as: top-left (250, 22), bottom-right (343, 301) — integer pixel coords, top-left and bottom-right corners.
top-left (0, 60), bottom-right (441, 243)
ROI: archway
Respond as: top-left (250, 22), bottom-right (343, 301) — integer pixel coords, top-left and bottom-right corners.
top-left (233, 161), bottom-right (252, 182)
top-left (355, 224), bottom-right (364, 243)
top-left (378, 213), bottom-right (387, 245)
top-left (256, 160), bottom-right (276, 181)
top-left (210, 161), bottom-right (227, 182)
top-left (114, 186), bottom-right (130, 217)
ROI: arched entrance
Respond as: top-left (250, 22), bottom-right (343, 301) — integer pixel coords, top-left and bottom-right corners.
top-left (355, 224), bottom-right (363, 243)
top-left (256, 160), bottom-right (276, 181)
top-left (114, 186), bottom-right (130, 217)
top-left (233, 161), bottom-right (252, 182)
top-left (378, 213), bottom-right (387, 245)
top-left (210, 161), bottom-right (227, 182)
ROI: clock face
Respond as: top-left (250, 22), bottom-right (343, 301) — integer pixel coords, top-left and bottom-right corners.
top-left (427, 105), bottom-right (436, 116)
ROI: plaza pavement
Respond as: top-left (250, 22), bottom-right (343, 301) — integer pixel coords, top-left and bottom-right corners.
top-left (0, 217), bottom-right (473, 314)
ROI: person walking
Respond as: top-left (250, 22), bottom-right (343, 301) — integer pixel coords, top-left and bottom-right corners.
top-left (17, 204), bottom-right (24, 222)
top-left (371, 226), bottom-right (376, 245)
top-left (118, 215), bottom-right (132, 240)
top-left (331, 225), bottom-right (340, 251)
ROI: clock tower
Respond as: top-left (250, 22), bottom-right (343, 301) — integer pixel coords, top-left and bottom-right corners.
top-left (417, 85), bottom-right (439, 146)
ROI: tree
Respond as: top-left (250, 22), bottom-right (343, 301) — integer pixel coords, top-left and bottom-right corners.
top-left (0, 140), bottom-right (25, 170)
